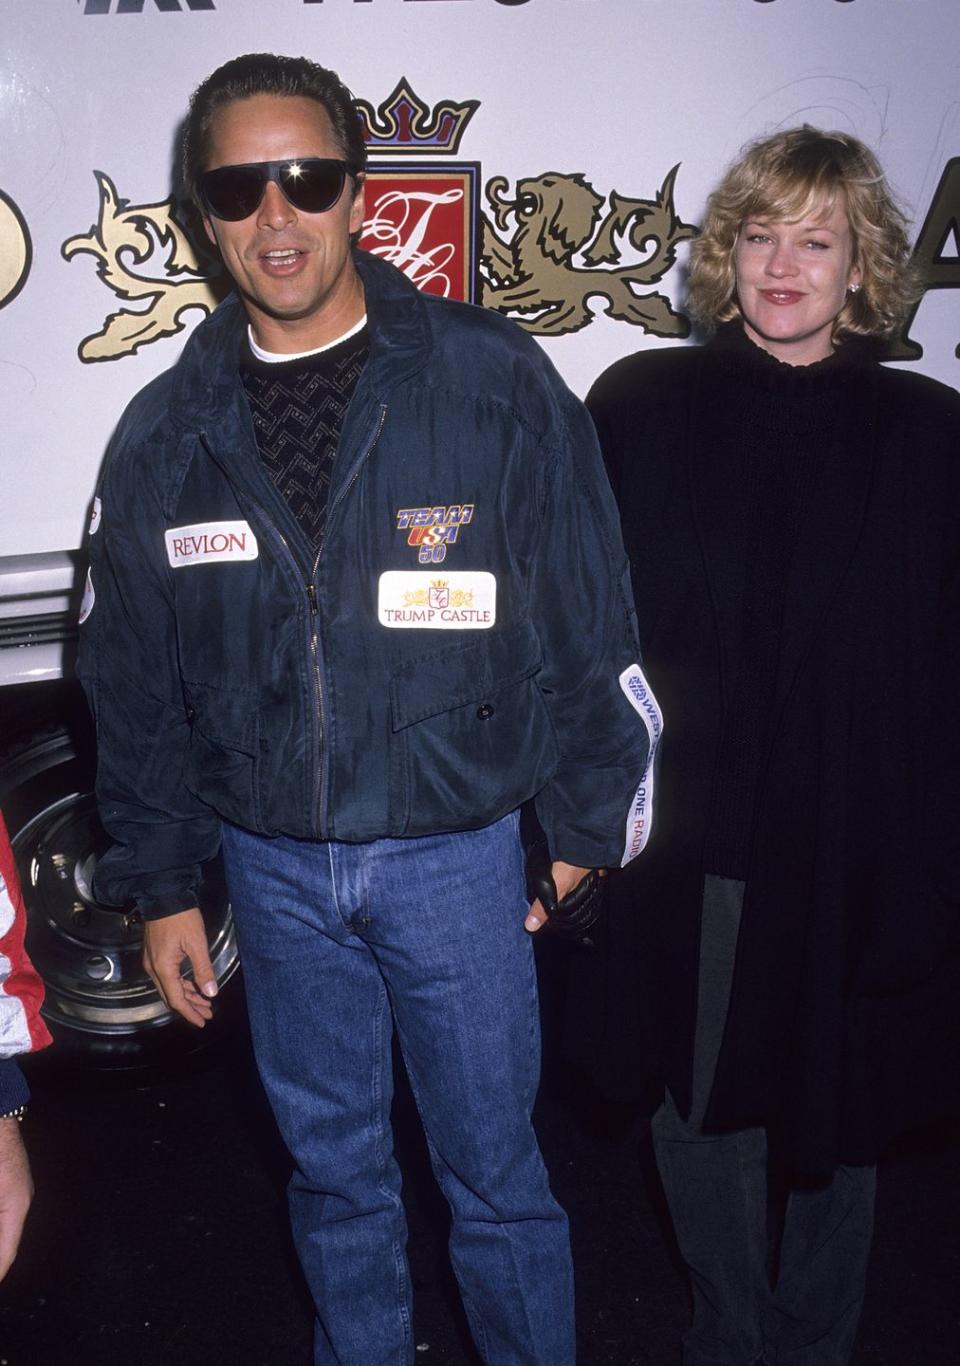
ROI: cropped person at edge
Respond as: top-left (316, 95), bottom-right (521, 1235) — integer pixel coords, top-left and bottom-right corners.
top-left (0, 814), bottom-right (52, 1281)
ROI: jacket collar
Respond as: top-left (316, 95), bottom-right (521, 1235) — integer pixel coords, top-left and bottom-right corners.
top-left (167, 249), bottom-right (433, 428)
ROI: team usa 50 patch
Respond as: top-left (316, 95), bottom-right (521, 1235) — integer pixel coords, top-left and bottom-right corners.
top-left (395, 504), bottom-right (474, 564)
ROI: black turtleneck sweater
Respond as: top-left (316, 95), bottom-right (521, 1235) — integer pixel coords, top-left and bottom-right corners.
top-left (585, 319), bottom-right (960, 1167)
top-left (695, 326), bottom-right (865, 877)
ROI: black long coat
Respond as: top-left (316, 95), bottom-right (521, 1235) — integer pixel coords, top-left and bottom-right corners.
top-left (582, 335), bottom-right (960, 1171)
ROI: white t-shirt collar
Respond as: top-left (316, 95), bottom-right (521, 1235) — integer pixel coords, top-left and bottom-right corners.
top-left (247, 314), bottom-right (368, 364)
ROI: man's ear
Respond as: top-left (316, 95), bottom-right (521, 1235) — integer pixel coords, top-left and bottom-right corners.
top-left (202, 214), bottom-right (218, 250)
top-left (349, 174), bottom-right (366, 236)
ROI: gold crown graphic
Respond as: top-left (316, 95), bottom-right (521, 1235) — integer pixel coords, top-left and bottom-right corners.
top-left (357, 79), bottom-right (479, 156)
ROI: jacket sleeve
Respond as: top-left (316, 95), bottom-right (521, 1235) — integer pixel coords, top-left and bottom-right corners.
top-left (0, 1061), bottom-right (28, 1116)
top-left (1, 813), bottom-right (53, 1108)
top-left (76, 429), bottom-right (222, 920)
top-left (529, 387), bottom-right (662, 869)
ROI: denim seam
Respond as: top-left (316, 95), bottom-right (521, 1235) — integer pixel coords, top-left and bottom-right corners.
top-left (369, 973), bottom-right (412, 1362)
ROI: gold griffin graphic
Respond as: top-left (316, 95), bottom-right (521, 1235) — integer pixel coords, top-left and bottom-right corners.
top-left (481, 166), bottom-right (696, 336)
top-left (403, 588), bottom-right (475, 607)
top-left (62, 172), bottom-right (218, 361)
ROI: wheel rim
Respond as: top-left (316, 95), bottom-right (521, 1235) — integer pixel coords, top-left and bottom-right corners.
top-left (12, 788), bottom-right (238, 1036)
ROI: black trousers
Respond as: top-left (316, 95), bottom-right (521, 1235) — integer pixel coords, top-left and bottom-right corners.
top-left (651, 876), bottom-right (876, 1366)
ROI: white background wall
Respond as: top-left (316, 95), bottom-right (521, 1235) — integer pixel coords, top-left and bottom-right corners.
top-left (2, 0), bottom-right (958, 554)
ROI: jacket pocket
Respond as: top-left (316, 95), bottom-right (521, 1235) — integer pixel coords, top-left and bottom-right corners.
top-left (388, 620), bottom-right (558, 835)
top-left (182, 680), bottom-right (263, 830)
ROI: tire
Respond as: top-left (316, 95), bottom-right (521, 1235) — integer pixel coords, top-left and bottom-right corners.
top-left (0, 684), bottom-right (241, 1070)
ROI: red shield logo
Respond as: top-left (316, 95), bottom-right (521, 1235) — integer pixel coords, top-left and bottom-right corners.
top-left (359, 165), bottom-right (479, 301)
top-left (356, 80), bottom-right (481, 304)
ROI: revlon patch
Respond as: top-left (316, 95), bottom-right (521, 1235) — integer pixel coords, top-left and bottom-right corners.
top-left (164, 521), bottom-right (258, 568)
top-left (618, 662), bottom-right (664, 865)
top-left (378, 571), bottom-right (496, 629)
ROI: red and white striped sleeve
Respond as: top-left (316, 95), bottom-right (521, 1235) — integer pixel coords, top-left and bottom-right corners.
top-left (0, 812), bottom-right (53, 1061)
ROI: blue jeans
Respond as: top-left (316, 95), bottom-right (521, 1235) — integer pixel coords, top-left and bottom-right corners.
top-left (221, 811), bottom-right (574, 1366)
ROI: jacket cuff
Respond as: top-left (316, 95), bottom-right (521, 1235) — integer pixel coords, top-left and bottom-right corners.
top-left (137, 889), bottom-right (202, 921)
top-left (0, 1060), bottom-right (29, 1115)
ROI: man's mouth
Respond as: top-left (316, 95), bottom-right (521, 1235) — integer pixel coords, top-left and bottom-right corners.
top-left (258, 247), bottom-right (307, 275)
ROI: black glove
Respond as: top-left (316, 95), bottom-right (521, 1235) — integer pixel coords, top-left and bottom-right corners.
top-left (526, 841), bottom-right (604, 949)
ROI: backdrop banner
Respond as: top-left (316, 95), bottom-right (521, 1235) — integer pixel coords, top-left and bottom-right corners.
top-left (2, 0), bottom-right (958, 554)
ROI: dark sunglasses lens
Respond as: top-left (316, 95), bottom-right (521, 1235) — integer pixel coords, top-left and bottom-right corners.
top-left (279, 160), bottom-right (347, 213)
top-left (200, 166), bottom-right (267, 221)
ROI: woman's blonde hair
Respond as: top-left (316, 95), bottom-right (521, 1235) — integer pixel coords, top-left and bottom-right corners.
top-left (687, 126), bottom-right (922, 342)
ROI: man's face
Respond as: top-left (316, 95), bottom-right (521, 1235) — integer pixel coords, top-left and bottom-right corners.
top-left (201, 93), bottom-right (366, 352)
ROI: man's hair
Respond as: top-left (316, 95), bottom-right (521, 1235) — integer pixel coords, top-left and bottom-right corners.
top-left (182, 52), bottom-right (367, 207)
top-left (687, 125), bottom-right (922, 343)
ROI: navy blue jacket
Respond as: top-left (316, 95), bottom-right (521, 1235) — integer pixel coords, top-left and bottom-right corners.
top-left (79, 253), bottom-right (655, 919)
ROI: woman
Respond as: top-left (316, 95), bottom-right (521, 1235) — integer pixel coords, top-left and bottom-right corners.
top-left (586, 128), bottom-right (960, 1366)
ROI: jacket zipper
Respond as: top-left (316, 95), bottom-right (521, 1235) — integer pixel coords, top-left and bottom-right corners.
top-left (243, 515), bottom-right (326, 837)
top-left (203, 476), bottom-right (325, 834)
top-left (199, 430), bottom-right (329, 838)
top-left (199, 401), bottom-right (388, 841)
top-left (256, 519), bottom-right (327, 837)
top-left (307, 568), bottom-right (324, 835)
top-left (328, 405), bottom-right (388, 521)
top-left (311, 403), bottom-right (388, 835)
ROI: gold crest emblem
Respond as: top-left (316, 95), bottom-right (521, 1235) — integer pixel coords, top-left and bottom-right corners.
top-left (481, 167), bottom-right (696, 336)
top-left (0, 189), bottom-right (31, 310)
top-left (403, 583), bottom-right (475, 608)
top-left (62, 172), bottom-right (218, 362)
top-left (63, 91), bottom-right (696, 358)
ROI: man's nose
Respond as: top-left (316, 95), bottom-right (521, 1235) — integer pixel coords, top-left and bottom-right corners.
top-left (256, 178), bottom-right (296, 230)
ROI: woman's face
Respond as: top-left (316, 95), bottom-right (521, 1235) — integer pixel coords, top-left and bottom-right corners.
top-left (733, 196), bottom-right (862, 366)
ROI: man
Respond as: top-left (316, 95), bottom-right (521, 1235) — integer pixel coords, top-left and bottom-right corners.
top-left (78, 52), bottom-right (657, 1365)
top-left (0, 814), bottom-right (52, 1281)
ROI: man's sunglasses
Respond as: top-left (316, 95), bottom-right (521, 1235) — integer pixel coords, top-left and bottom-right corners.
top-left (197, 158), bottom-right (359, 222)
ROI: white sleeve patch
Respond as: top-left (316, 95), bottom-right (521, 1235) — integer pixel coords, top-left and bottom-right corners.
top-left (88, 496), bottom-right (102, 536)
top-left (618, 662), bottom-right (664, 866)
top-left (78, 568), bottom-right (95, 625)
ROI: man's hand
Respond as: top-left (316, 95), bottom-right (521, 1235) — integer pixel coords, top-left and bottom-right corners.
top-left (143, 907), bottom-right (218, 1028)
top-left (0, 1119), bottom-right (32, 1282)
top-left (525, 861), bottom-right (593, 933)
